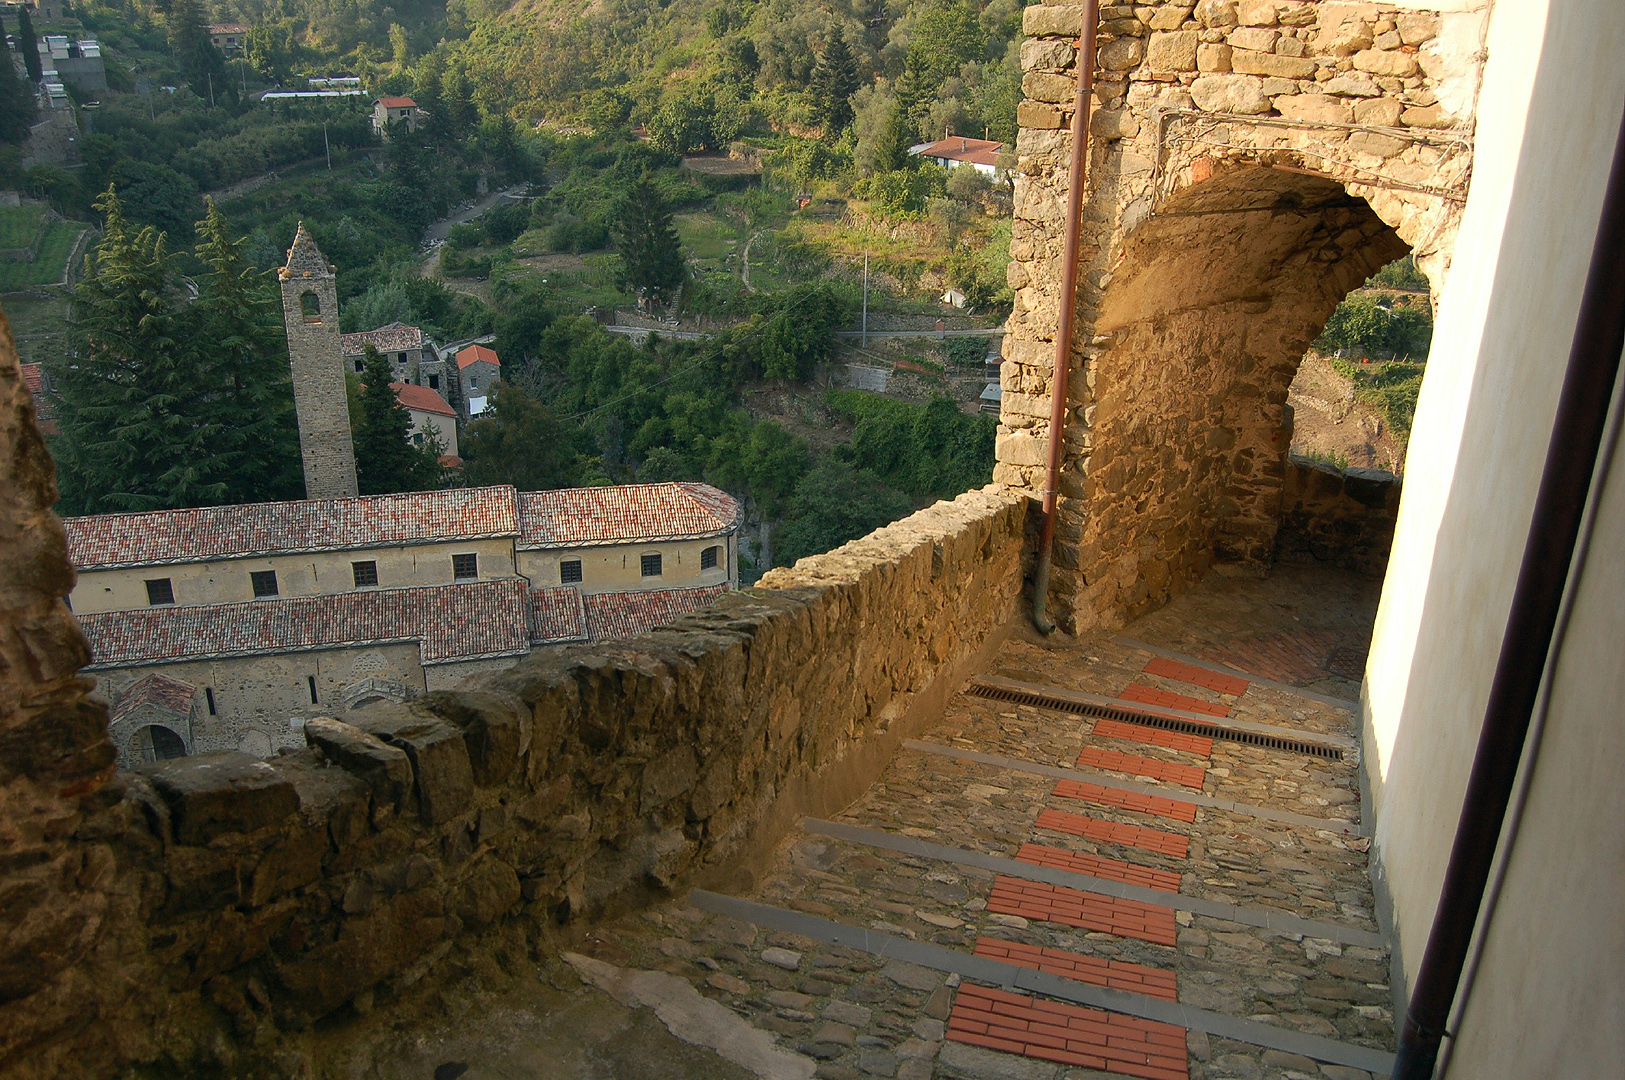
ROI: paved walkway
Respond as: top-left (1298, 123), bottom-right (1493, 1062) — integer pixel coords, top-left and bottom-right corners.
top-left (576, 564), bottom-right (1390, 1080)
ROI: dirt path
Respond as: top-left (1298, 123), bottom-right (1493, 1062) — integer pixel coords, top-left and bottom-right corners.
top-left (1287, 352), bottom-right (1406, 473)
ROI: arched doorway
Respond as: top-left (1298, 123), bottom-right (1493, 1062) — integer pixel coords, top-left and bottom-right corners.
top-left (132, 724), bottom-right (188, 762)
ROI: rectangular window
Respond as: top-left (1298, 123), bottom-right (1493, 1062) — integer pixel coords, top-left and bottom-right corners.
top-left (701, 545), bottom-right (719, 570)
top-left (428, 374), bottom-right (439, 389)
top-left (354, 358), bottom-right (364, 372)
top-left (145, 578), bottom-right (175, 606)
top-left (250, 570), bottom-right (279, 597)
top-left (560, 559), bottom-right (583, 584)
top-left (205, 687), bottom-right (216, 715)
top-left (352, 560), bottom-right (378, 587)
top-left (468, 377), bottom-right (478, 389)
top-left (307, 675), bottom-right (318, 705)
top-left (452, 553), bottom-right (479, 580)
top-left (641, 553), bottom-right (663, 578)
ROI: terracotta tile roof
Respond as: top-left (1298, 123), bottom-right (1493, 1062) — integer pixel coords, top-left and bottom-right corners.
top-left (392, 382), bottom-right (456, 417)
top-left (343, 322), bottom-right (424, 355)
top-left (21, 362), bottom-right (43, 395)
top-left (456, 344), bottom-right (500, 370)
top-left (581, 585), bottom-right (729, 641)
top-left (79, 579), bottom-right (532, 669)
top-left (109, 672), bottom-right (197, 723)
top-left (528, 585), bottom-right (588, 644)
top-left (64, 486), bottom-right (521, 570)
top-left (376, 96), bottom-right (417, 108)
top-left (207, 23), bottom-right (249, 34)
top-left (517, 483), bottom-right (741, 549)
top-left (20, 362), bottom-right (52, 421)
top-left (280, 222), bottom-right (333, 279)
top-left (917, 135), bottom-right (1005, 166)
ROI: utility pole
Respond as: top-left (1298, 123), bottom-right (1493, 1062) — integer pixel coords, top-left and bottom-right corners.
top-left (324, 120), bottom-right (331, 171)
top-left (861, 250), bottom-right (869, 349)
top-left (207, 72), bottom-right (214, 108)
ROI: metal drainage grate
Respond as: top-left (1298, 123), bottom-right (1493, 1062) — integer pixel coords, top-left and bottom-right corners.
top-left (966, 681), bottom-right (1344, 761)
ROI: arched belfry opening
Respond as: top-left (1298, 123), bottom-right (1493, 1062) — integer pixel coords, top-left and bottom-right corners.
top-left (1079, 165), bottom-right (1411, 619)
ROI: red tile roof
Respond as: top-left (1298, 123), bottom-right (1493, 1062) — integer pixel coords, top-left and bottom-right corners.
top-left (917, 135), bottom-right (1004, 166)
top-left (517, 483), bottom-right (741, 549)
top-left (456, 344), bottom-right (500, 370)
top-left (64, 487), bottom-right (521, 571)
top-left (79, 579), bottom-right (532, 669)
top-left (528, 585), bottom-right (588, 643)
top-left (392, 382), bottom-right (456, 417)
top-left (343, 322), bottom-right (424, 355)
top-left (376, 96), bottom-right (417, 108)
top-left (581, 585), bottom-right (729, 640)
top-left (21, 362), bottom-right (43, 395)
top-left (109, 672), bottom-right (197, 723)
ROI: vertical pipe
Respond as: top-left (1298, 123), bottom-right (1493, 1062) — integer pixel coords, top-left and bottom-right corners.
top-left (1391, 101), bottom-right (1625, 1079)
top-left (1031, 3), bottom-right (1099, 633)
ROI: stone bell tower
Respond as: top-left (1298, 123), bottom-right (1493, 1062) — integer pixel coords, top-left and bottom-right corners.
top-left (278, 223), bottom-right (358, 499)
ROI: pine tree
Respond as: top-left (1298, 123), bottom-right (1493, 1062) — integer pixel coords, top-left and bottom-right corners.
top-left (810, 26), bottom-right (859, 136)
top-left (16, 4), bottom-right (41, 84)
top-left (190, 198), bottom-right (303, 503)
top-left (0, 14), bottom-right (38, 145)
top-left (611, 174), bottom-right (685, 308)
top-left (48, 188), bottom-right (225, 513)
top-left (353, 343), bottom-right (425, 494)
top-left (167, 0), bottom-right (227, 99)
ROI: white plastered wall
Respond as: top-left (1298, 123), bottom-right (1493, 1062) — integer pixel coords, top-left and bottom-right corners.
top-left (1360, 0), bottom-right (1625, 1030)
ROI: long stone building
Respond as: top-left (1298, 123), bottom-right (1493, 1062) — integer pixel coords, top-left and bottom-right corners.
top-left (63, 483), bottom-right (739, 765)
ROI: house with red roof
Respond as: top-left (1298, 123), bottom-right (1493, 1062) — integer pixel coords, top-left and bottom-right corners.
top-left (455, 343), bottom-right (501, 417)
top-left (392, 381), bottom-right (459, 457)
top-left (911, 135), bottom-right (1007, 178)
top-left (372, 95), bottom-right (420, 135)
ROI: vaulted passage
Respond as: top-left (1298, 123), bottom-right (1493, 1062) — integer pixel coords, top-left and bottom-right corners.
top-left (1079, 167), bottom-right (1408, 620)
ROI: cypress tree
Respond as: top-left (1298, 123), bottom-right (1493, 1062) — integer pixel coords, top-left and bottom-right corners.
top-left (48, 188), bottom-right (225, 513)
top-left (16, 4), bottom-right (41, 84)
top-left (353, 343), bottom-right (424, 494)
top-left (0, 14), bottom-right (37, 145)
top-left (190, 198), bottom-right (303, 503)
top-left (810, 26), bottom-right (859, 136)
top-left (611, 173), bottom-right (685, 307)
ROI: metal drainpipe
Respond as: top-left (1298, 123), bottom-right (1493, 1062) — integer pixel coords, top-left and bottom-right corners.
top-left (1031, 2), bottom-right (1099, 634)
top-left (1390, 101), bottom-right (1625, 1079)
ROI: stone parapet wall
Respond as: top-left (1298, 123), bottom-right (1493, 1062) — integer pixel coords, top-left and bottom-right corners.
top-left (1275, 454), bottom-right (1400, 575)
top-left (1000, 0), bottom-right (1485, 631)
top-left (0, 424), bottom-right (1030, 1077)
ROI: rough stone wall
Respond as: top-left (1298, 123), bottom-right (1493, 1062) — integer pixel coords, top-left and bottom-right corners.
top-left (1000, 0), bottom-right (1488, 631)
top-left (1275, 454), bottom-right (1400, 575)
top-left (0, 305), bottom-right (1030, 1080)
top-left (278, 240), bottom-right (358, 500)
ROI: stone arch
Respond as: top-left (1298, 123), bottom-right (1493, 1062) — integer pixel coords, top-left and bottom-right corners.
top-left (1077, 164), bottom-right (1411, 622)
top-left (127, 723), bottom-right (188, 763)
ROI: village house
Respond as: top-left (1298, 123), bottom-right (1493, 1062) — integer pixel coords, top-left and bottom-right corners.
top-left (391, 381), bottom-right (458, 457)
top-left (63, 482), bottom-right (740, 765)
top-left (341, 321), bottom-right (451, 398)
top-left (455, 342), bottom-right (500, 416)
top-left (371, 95), bottom-right (420, 135)
top-left (911, 134), bottom-right (1005, 177)
top-left (205, 23), bottom-right (248, 55)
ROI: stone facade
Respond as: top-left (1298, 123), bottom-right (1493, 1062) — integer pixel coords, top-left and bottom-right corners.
top-left (1274, 454), bottom-right (1399, 576)
top-left (279, 224), bottom-right (359, 499)
top-left (0, 301), bottom-right (1031, 1077)
top-left (999, 0), bottom-right (1486, 631)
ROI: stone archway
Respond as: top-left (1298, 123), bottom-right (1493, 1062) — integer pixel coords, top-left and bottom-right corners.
top-left (998, 0), bottom-right (1487, 631)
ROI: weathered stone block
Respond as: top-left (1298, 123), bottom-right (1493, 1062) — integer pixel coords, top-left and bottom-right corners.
top-left (1352, 48), bottom-right (1418, 78)
top-left (1017, 101), bottom-right (1065, 130)
top-left (1023, 70), bottom-right (1077, 104)
top-left (996, 431), bottom-right (1050, 468)
top-left (1323, 73), bottom-right (1381, 97)
top-left (1197, 43), bottom-right (1233, 71)
top-left (1317, 13), bottom-right (1374, 56)
top-left (640, 744), bottom-right (699, 813)
top-left (1147, 30), bottom-right (1200, 71)
top-left (1091, 108), bottom-right (1140, 139)
top-left (1396, 13), bottom-right (1437, 45)
top-left (1190, 73), bottom-right (1270, 114)
top-left (1236, 0), bottom-right (1276, 26)
top-left (352, 710), bottom-right (473, 826)
top-left (1147, 5), bottom-right (1194, 31)
top-left (457, 857), bottom-right (521, 927)
top-left (1099, 36), bottom-right (1146, 71)
top-left (1353, 97), bottom-right (1402, 126)
top-left (415, 690), bottom-right (527, 787)
top-left (1348, 130), bottom-right (1407, 158)
top-left (1022, 4), bottom-right (1087, 37)
top-left (304, 717), bottom-right (412, 812)
top-left (1226, 26), bottom-right (1277, 52)
top-left (1195, 0), bottom-right (1238, 28)
top-left (1021, 38), bottom-right (1076, 73)
top-left (1273, 93), bottom-right (1352, 124)
top-left (1230, 48), bottom-right (1315, 78)
top-left (140, 752), bottom-right (299, 846)
top-left (1401, 104), bottom-right (1450, 128)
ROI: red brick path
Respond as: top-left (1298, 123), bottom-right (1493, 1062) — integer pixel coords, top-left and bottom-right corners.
top-left (1092, 717), bottom-right (1215, 757)
top-left (1015, 842), bottom-right (1182, 893)
top-left (1033, 807), bottom-right (1190, 859)
top-left (973, 937), bottom-right (1180, 1002)
top-left (1052, 779), bottom-right (1200, 824)
top-left (1076, 746), bottom-right (1207, 790)
top-left (1197, 629), bottom-right (1369, 687)
top-left (1143, 656), bottom-right (1250, 696)
top-left (1120, 683), bottom-right (1232, 718)
top-left (947, 983), bottom-right (1189, 1080)
top-left (987, 875), bottom-right (1178, 946)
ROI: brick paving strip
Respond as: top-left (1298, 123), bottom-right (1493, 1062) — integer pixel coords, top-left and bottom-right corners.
top-left (904, 739), bottom-right (1368, 835)
top-left (688, 890), bottom-right (1398, 1075)
top-left (973, 674), bottom-right (1356, 754)
top-left (1141, 656), bottom-right (1250, 697)
top-left (987, 874), bottom-right (1179, 946)
top-left (946, 982), bottom-right (1190, 1080)
top-left (1119, 682), bottom-right (1233, 718)
top-left (971, 938), bottom-right (1179, 1002)
top-left (1052, 777), bottom-right (1200, 823)
top-left (805, 819), bottom-right (1385, 947)
top-left (1091, 716), bottom-right (1215, 757)
top-left (1014, 843), bottom-right (1181, 892)
top-left (1033, 807), bottom-right (1191, 858)
top-left (1074, 745), bottom-right (1208, 789)
top-left (1115, 636), bottom-right (1360, 711)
